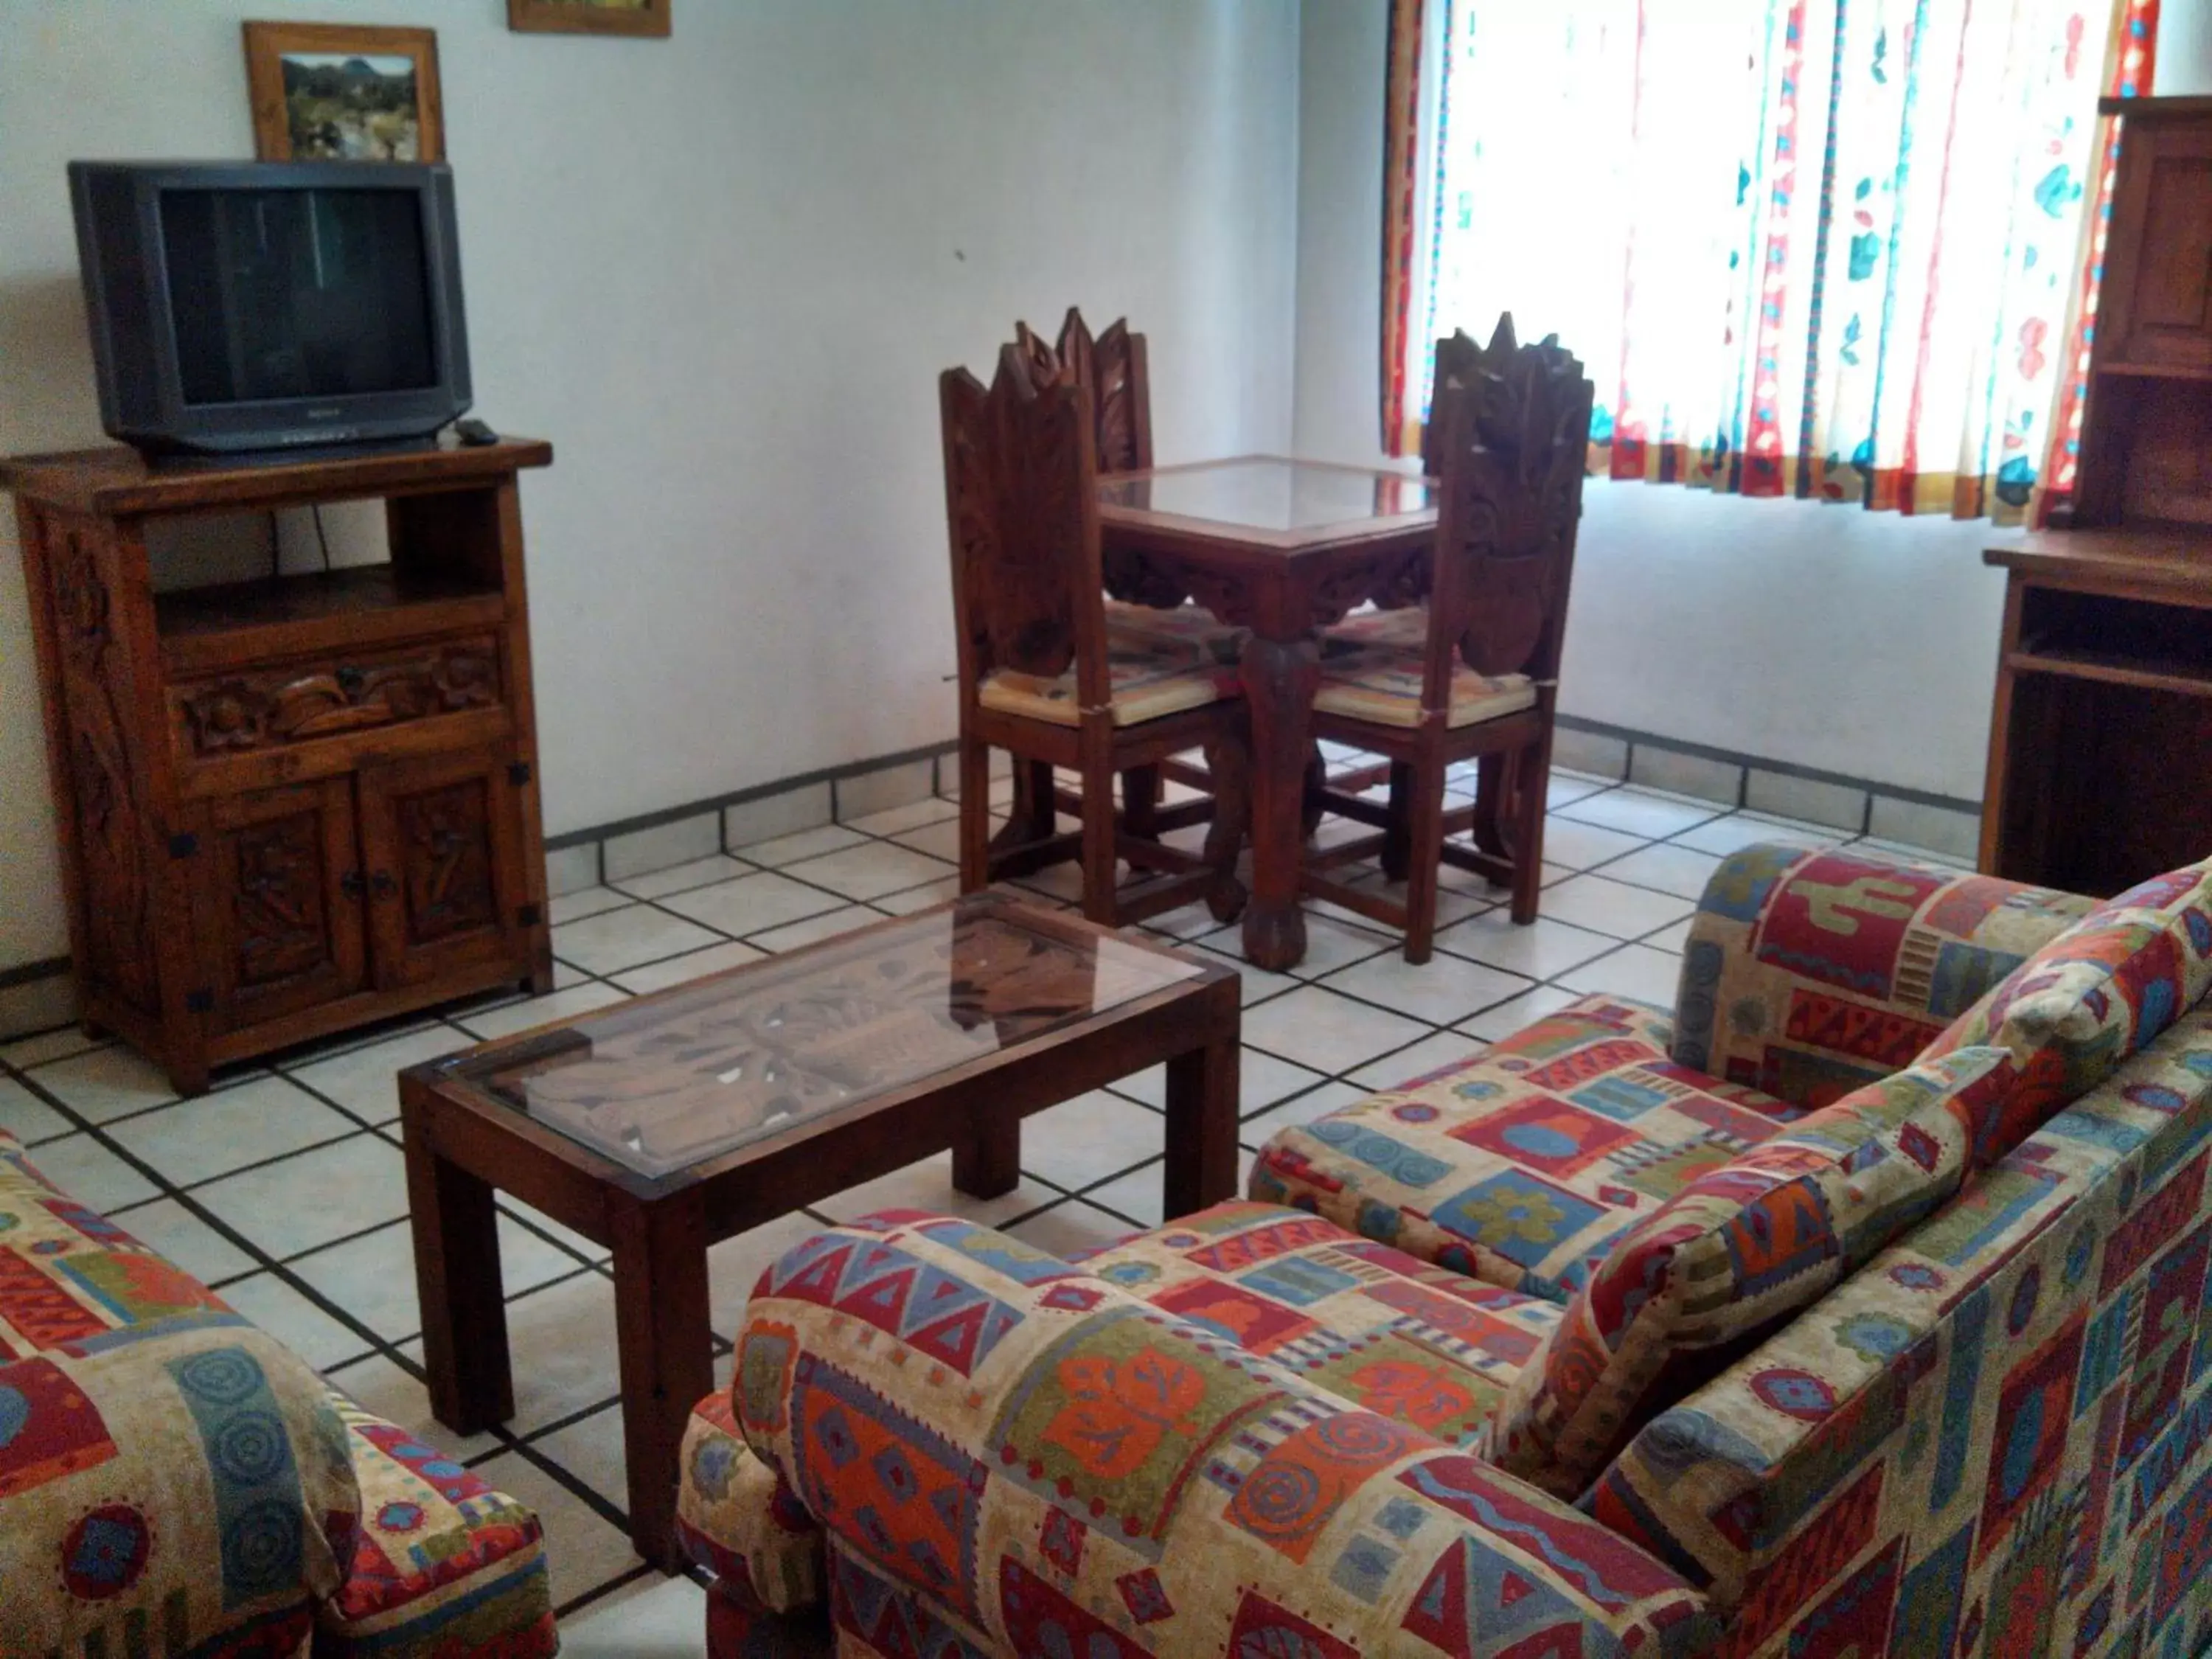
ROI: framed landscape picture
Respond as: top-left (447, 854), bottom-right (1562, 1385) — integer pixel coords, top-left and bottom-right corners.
top-left (243, 22), bottom-right (443, 162)
top-left (508, 0), bottom-right (671, 38)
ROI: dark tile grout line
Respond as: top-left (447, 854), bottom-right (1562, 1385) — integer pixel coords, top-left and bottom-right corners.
top-left (0, 765), bottom-right (1972, 1618)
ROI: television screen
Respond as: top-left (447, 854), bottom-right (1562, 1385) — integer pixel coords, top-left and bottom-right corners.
top-left (70, 159), bottom-right (470, 454)
top-left (161, 187), bottom-right (437, 406)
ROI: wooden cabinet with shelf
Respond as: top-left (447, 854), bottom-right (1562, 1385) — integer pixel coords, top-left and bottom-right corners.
top-left (1, 440), bottom-right (555, 1093)
top-left (1982, 98), bottom-right (2212, 895)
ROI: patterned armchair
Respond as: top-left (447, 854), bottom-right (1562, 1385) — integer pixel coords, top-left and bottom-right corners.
top-left (678, 845), bottom-right (2212, 1658)
top-left (0, 1133), bottom-right (553, 1658)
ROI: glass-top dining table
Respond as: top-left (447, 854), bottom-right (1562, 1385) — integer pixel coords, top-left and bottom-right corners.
top-left (1094, 455), bottom-right (1441, 970)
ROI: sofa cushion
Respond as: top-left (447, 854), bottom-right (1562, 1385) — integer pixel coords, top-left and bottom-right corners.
top-left (1670, 844), bottom-right (2093, 1111)
top-left (726, 1208), bottom-right (1719, 1658)
top-left (318, 1396), bottom-right (556, 1655)
top-left (1922, 858), bottom-right (2212, 1154)
top-left (1586, 1001), bottom-right (2212, 1625)
top-left (1078, 1200), bottom-right (1563, 1443)
top-left (1248, 995), bottom-right (1798, 1303)
top-left (1485, 1044), bottom-right (2019, 1499)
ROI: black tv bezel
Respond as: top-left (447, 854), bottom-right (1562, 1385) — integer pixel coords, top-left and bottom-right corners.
top-left (69, 159), bottom-right (472, 456)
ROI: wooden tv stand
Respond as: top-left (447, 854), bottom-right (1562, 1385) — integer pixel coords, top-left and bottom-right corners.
top-left (1, 439), bottom-right (556, 1094)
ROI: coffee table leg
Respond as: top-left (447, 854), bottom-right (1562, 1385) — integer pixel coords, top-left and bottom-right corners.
top-left (610, 1198), bottom-right (714, 1574)
top-left (1164, 1018), bottom-right (1240, 1219)
top-left (405, 1122), bottom-right (513, 1434)
top-left (953, 1102), bottom-right (1021, 1199)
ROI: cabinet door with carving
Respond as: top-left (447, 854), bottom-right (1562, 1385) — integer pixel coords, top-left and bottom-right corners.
top-left (190, 778), bottom-right (368, 1033)
top-left (357, 745), bottom-right (530, 990)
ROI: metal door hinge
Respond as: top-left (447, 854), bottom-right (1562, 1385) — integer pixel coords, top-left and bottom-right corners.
top-left (508, 760), bottom-right (532, 786)
top-left (184, 989), bottom-right (214, 1014)
top-left (168, 832), bottom-right (199, 858)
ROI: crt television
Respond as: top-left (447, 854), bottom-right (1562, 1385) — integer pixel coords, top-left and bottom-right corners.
top-left (69, 160), bottom-right (471, 455)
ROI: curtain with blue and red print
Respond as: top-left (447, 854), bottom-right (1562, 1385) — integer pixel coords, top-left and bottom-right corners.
top-left (1381, 0), bottom-right (2159, 524)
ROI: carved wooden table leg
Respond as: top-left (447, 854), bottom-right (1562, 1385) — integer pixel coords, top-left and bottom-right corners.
top-left (1239, 632), bottom-right (1322, 970)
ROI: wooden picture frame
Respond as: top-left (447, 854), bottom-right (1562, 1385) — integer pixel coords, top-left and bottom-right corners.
top-left (507, 0), bottom-right (671, 38)
top-left (243, 22), bottom-right (443, 162)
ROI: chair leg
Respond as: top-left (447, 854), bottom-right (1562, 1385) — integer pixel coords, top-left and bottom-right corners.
top-left (1301, 743), bottom-right (1327, 841)
top-left (1470, 753), bottom-right (1509, 860)
top-left (959, 737), bottom-right (992, 892)
top-left (1122, 765), bottom-right (1161, 841)
top-left (989, 759), bottom-right (1056, 864)
top-left (1200, 732), bottom-right (1250, 923)
top-left (1402, 764), bottom-right (1450, 964)
top-left (1509, 742), bottom-right (1548, 925)
top-left (1380, 760), bottom-right (1414, 881)
top-left (1079, 757), bottom-right (1121, 928)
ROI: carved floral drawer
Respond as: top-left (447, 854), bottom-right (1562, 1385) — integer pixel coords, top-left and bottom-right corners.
top-left (169, 633), bottom-right (504, 769)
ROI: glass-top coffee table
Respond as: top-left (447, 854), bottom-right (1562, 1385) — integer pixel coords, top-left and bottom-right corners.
top-left (397, 892), bottom-right (1240, 1571)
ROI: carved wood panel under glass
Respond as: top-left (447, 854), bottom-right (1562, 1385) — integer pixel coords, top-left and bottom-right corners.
top-left (433, 894), bottom-right (1203, 1178)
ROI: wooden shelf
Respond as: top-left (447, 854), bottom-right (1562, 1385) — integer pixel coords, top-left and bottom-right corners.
top-left (0, 439), bottom-right (552, 516)
top-left (2008, 645), bottom-right (2212, 700)
top-left (156, 565), bottom-right (505, 674)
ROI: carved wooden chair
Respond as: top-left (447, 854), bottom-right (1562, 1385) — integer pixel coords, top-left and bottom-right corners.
top-left (1291, 328), bottom-right (1492, 827)
top-left (1303, 316), bottom-right (1593, 961)
top-left (995, 307), bottom-right (1239, 861)
top-left (942, 342), bottom-right (1248, 927)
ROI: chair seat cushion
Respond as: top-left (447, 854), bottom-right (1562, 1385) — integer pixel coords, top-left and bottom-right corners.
top-left (980, 607), bottom-right (1242, 728)
top-left (1248, 995), bottom-right (1801, 1303)
top-left (1104, 598), bottom-right (1248, 654)
top-left (1324, 605), bottom-right (1430, 650)
top-left (1485, 1043), bottom-right (2020, 1499)
top-left (1312, 642), bottom-right (1537, 729)
top-left (1077, 1199), bottom-right (1564, 1443)
top-left (319, 1397), bottom-right (557, 1655)
top-left (1922, 857), bottom-right (2212, 1152)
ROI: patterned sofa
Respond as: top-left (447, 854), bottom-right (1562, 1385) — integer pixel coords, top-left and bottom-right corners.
top-left (673, 844), bottom-right (2212, 1658)
top-left (0, 1128), bottom-right (555, 1657)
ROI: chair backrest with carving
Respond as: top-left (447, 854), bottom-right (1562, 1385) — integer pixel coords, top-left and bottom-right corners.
top-left (1421, 313), bottom-right (1595, 711)
top-left (939, 342), bottom-right (1110, 716)
top-left (1420, 328), bottom-right (1484, 479)
top-left (1014, 307), bottom-right (1153, 475)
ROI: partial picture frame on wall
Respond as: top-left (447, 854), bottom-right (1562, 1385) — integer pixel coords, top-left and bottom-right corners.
top-left (507, 0), bottom-right (671, 38)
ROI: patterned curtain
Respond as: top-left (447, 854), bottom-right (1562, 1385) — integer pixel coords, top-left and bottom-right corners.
top-left (1382, 0), bottom-right (2159, 525)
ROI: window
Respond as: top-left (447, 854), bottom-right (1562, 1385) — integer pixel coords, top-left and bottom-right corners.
top-left (1382, 0), bottom-right (2157, 522)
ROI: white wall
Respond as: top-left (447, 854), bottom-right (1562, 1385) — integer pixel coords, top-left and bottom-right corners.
top-left (1290, 0), bottom-right (2212, 804)
top-left (0, 0), bottom-right (1300, 974)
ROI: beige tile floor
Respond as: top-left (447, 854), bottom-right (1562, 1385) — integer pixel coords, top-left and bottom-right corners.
top-left (0, 757), bottom-right (1964, 1632)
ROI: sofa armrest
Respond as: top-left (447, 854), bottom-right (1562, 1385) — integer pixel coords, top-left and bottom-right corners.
top-left (1671, 842), bottom-right (2089, 1110)
top-left (724, 1210), bottom-right (1715, 1656)
top-left (0, 1315), bottom-right (360, 1658)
